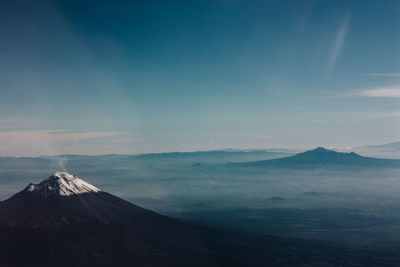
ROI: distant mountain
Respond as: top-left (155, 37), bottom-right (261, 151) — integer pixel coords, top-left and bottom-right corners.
top-left (136, 149), bottom-right (292, 157)
top-left (0, 172), bottom-right (218, 266)
top-left (237, 147), bottom-right (400, 167)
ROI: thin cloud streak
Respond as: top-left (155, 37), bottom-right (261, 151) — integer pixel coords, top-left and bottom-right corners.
top-left (365, 73), bottom-right (400, 77)
top-left (326, 14), bottom-right (350, 75)
top-left (359, 85), bottom-right (400, 98)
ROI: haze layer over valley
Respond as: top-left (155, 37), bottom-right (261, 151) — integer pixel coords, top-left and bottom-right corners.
top-left (1, 147), bottom-right (400, 255)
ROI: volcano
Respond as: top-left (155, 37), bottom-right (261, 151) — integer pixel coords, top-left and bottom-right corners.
top-left (0, 172), bottom-right (218, 267)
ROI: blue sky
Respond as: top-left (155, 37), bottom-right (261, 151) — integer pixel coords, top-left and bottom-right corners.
top-left (0, 0), bottom-right (399, 156)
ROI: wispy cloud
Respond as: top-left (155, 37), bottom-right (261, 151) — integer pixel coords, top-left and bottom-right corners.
top-left (306, 93), bottom-right (354, 99)
top-left (365, 73), bottom-right (400, 77)
top-left (326, 14), bottom-right (351, 74)
top-left (359, 85), bottom-right (400, 98)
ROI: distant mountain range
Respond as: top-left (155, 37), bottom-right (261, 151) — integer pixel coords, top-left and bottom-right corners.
top-left (236, 147), bottom-right (400, 168)
top-left (135, 149), bottom-right (293, 163)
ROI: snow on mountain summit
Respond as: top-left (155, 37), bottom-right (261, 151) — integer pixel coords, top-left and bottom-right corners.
top-left (25, 171), bottom-right (101, 197)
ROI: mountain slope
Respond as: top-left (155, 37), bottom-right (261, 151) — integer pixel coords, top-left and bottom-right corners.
top-left (0, 172), bottom-right (218, 267)
top-left (236, 147), bottom-right (400, 167)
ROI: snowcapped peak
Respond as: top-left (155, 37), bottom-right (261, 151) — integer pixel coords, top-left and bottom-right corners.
top-left (47, 171), bottom-right (78, 182)
top-left (25, 171), bottom-right (101, 197)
